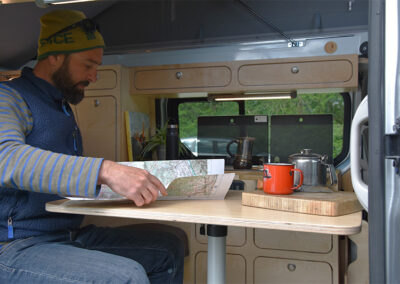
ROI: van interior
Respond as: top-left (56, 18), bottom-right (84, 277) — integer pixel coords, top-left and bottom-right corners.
top-left (1, 0), bottom-right (396, 283)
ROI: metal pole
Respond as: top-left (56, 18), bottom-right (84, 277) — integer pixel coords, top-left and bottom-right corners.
top-left (207, 225), bottom-right (227, 284)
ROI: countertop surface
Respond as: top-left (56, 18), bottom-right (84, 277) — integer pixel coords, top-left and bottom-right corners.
top-left (47, 191), bottom-right (362, 235)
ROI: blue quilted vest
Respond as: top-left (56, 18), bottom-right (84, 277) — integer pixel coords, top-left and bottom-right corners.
top-left (0, 67), bottom-right (84, 241)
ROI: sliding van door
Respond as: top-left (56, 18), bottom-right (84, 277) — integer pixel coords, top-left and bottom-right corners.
top-left (384, 0), bottom-right (400, 282)
top-left (369, 0), bottom-right (400, 281)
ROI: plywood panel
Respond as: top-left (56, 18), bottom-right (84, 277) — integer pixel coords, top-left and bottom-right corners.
top-left (254, 228), bottom-right (332, 253)
top-left (134, 66), bottom-right (232, 90)
top-left (254, 257), bottom-right (332, 284)
top-left (75, 96), bottom-right (117, 160)
top-left (239, 59), bottom-right (353, 86)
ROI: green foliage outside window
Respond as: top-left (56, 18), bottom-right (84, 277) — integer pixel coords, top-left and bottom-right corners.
top-left (178, 101), bottom-right (238, 138)
top-left (245, 93), bottom-right (344, 157)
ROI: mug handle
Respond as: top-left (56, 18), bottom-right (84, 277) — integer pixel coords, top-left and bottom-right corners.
top-left (291, 169), bottom-right (303, 190)
top-left (226, 140), bottom-right (238, 157)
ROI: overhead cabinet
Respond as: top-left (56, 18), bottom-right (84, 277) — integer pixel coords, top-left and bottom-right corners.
top-left (134, 65), bottom-right (232, 90)
top-left (130, 54), bottom-right (358, 95)
top-left (238, 56), bottom-right (355, 88)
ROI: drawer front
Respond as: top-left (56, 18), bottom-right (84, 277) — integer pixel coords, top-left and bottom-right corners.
top-left (86, 69), bottom-right (118, 90)
top-left (254, 228), bottom-right (332, 253)
top-left (238, 59), bottom-right (353, 86)
top-left (254, 257), bottom-right (332, 284)
top-left (134, 66), bottom-right (232, 90)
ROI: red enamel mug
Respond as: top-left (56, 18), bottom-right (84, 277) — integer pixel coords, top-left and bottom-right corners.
top-left (263, 163), bottom-right (303, 195)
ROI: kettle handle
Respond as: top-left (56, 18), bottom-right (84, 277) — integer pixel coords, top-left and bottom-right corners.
top-left (226, 140), bottom-right (238, 157)
top-left (326, 163), bottom-right (338, 185)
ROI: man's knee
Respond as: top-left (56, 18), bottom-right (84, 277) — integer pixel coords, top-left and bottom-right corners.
top-left (104, 258), bottom-right (150, 284)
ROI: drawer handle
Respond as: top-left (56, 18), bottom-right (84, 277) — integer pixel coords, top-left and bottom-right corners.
top-left (94, 99), bottom-right (100, 107)
top-left (176, 71), bottom-right (183, 79)
top-left (287, 263), bottom-right (296, 272)
top-left (291, 66), bottom-right (299, 74)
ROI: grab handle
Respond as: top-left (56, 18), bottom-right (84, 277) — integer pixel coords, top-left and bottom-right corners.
top-left (350, 96), bottom-right (369, 211)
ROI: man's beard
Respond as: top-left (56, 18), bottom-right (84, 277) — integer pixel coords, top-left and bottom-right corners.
top-left (52, 56), bottom-right (89, 105)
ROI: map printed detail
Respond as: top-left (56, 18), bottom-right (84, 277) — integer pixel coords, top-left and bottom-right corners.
top-left (65, 159), bottom-right (234, 201)
top-left (119, 160), bottom-right (211, 188)
top-left (159, 174), bottom-right (234, 200)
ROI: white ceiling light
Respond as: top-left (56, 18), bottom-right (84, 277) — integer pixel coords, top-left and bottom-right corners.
top-left (208, 91), bottom-right (297, 101)
top-left (35, 0), bottom-right (98, 8)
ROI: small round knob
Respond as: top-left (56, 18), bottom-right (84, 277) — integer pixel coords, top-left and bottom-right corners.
top-left (94, 99), bottom-right (100, 107)
top-left (291, 66), bottom-right (299, 74)
top-left (176, 71), bottom-right (183, 79)
top-left (287, 263), bottom-right (296, 272)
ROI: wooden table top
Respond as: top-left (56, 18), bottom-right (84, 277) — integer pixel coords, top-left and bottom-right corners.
top-left (46, 191), bottom-right (362, 235)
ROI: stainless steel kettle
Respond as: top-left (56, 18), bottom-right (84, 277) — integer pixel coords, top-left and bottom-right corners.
top-left (288, 149), bottom-right (337, 187)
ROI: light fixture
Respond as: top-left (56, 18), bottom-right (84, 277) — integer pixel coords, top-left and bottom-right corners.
top-left (208, 91), bottom-right (297, 101)
top-left (35, 0), bottom-right (98, 8)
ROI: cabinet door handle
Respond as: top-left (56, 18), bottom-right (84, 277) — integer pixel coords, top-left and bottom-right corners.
top-left (94, 99), bottom-right (100, 107)
top-left (291, 66), bottom-right (299, 74)
top-left (176, 71), bottom-right (183, 79)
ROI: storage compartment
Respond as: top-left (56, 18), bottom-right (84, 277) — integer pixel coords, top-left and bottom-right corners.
top-left (133, 66), bottom-right (232, 90)
top-left (195, 252), bottom-right (246, 284)
top-left (254, 228), bottom-right (332, 253)
top-left (254, 256), bottom-right (332, 284)
top-left (74, 96), bottom-right (117, 160)
top-left (238, 55), bottom-right (357, 89)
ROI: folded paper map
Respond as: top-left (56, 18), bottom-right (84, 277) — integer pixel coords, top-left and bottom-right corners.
top-left (65, 159), bottom-right (234, 200)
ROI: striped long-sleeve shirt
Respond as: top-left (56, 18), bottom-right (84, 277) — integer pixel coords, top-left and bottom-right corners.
top-left (0, 67), bottom-right (103, 240)
top-left (0, 75), bottom-right (102, 197)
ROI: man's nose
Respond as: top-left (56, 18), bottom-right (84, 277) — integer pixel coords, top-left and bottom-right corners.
top-left (88, 70), bottom-right (98, 83)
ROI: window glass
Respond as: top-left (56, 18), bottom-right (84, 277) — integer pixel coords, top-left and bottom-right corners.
top-left (176, 93), bottom-right (344, 160)
top-left (178, 101), bottom-right (239, 154)
top-left (245, 93), bottom-right (344, 157)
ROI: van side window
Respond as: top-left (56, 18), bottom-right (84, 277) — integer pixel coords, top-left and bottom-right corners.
top-left (245, 93), bottom-right (345, 158)
top-left (172, 92), bottom-right (348, 165)
top-left (178, 101), bottom-right (239, 155)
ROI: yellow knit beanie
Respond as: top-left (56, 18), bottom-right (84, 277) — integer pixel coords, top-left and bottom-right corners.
top-left (37, 10), bottom-right (105, 60)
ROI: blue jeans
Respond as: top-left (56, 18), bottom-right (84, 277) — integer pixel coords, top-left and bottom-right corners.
top-left (0, 224), bottom-right (185, 283)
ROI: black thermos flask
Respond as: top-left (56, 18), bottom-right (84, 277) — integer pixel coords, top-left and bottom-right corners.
top-left (166, 123), bottom-right (179, 160)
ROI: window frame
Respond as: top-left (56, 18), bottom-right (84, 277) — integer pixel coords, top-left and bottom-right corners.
top-left (162, 92), bottom-right (350, 166)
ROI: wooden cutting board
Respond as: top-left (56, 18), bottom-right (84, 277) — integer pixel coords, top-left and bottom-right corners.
top-left (242, 190), bottom-right (363, 216)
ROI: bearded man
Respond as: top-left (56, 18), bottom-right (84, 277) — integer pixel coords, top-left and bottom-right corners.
top-left (0, 10), bottom-right (184, 283)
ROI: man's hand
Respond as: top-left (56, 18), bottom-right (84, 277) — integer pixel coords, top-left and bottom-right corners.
top-left (97, 160), bottom-right (167, 206)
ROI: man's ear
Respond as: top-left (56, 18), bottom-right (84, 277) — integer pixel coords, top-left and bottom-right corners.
top-left (48, 54), bottom-right (65, 69)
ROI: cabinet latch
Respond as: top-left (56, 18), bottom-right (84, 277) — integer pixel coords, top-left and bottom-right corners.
top-left (384, 118), bottom-right (400, 175)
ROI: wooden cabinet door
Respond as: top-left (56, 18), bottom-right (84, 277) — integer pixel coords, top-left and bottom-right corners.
top-left (254, 228), bottom-right (332, 253)
top-left (74, 96), bottom-right (117, 161)
top-left (238, 58), bottom-right (354, 87)
top-left (133, 66), bottom-right (232, 90)
top-left (254, 257), bottom-right (332, 284)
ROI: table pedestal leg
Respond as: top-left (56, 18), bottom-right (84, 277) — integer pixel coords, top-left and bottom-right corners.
top-left (207, 225), bottom-right (227, 284)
